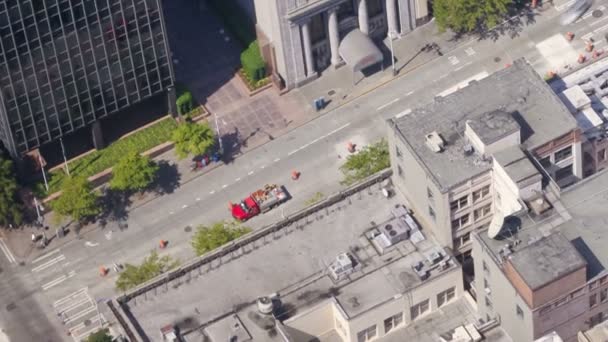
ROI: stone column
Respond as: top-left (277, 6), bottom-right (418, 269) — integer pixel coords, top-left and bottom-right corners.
top-left (301, 21), bottom-right (315, 77)
top-left (386, 0), bottom-right (399, 37)
top-left (358, 0), bottom-right (369, 35)
top-left (328, 9), bottom-right (341, 66)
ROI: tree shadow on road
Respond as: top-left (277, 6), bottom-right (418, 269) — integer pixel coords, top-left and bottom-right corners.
top-left (152, 161), bottom-right (181, 195)
top-left (98, 188), bottom-right (132, 228)
top-left (220, 127), bottom-right (244, 165)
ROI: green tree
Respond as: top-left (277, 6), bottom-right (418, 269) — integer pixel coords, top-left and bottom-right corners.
top-left (433, 0), bottom-right (512, 33)
top-left (115, 250), bottom-right (180, 292)
top-left (191, 221), bottom-right (251, 256)
top-left (0, 157), bottom-right (22, 227)
top-left (51, 176), bottom-right (100, 223)
top-left (110, 152), bottom-right (159, 193)
top-left (171, 122), bottom-right (215, 159)
top-left (340, 139), bottom-right (390, 186)
top-left (86, 328), bottom-right (113, 342)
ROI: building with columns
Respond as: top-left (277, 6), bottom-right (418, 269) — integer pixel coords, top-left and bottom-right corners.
top-left (252, 0), bottom-right (430, 90)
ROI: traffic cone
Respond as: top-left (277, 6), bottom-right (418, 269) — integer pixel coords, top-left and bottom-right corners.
top-left (99, 266), bottom-right (108, 277)
top-left (159, 240), bottom-right (167, 249)
top-left (586, 42), bottom-right (594, 52)
top-left (578, 54), bottom-right (586, 64)
top-left (347, 142), bottom-right (356, 153)
top-left (291, 170), bottom-right (300, 180)
top-left (505, 63), bottom-right (512, 68)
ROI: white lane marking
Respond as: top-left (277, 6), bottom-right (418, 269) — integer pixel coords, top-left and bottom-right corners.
top-left (169, 211), bottom-right (174, 215)
top-left (556, 0), bottom-right (575, 11)
top-left (0, 239), bottom-right (16, 264)
top-left (376, 97), bottom-right (400, 111)
top-left (287, 122), bottom-right (351, 156)
top-left (31, 254), bottom-right (66, 272)
top-left (54, 288), bottom-right (88, 307)
top-left (437, 70), bottom-right (489, 97)
top-left (465, 47), bottom-right (476, 56)
top-left (591, 15), bottom-right (608, 26)
top-left (273, 158), bottom-right (281, 162)
top-left (406, 90), bottom-right (414, 96)
top-left (56, 294), bottom-right (91, 314)
top-left (582, 32), bottom-right (594, 41)
top-left (248, 171), bottom-right (254, 175)
top-left (222, 184), bottom-right (228, 189)
top-left (84, 241), bottom-right (99, 247)
top-left (260, 165), bottom-right (266, 169)
top-left (395, 109), bottom-right (412, 118)
top-left (594, 23), bottom-right (608, 34)
top-left (182, 204), bottom-right (188, 209)
top-left (32, 248), bottom-right (61, 264)
top-left (42, 271), bottom-right (76, 291)
top-left (448, 56), bottom-right (460, 65)
top-left (63, 306), bottom-right (97, 324)
top-left (235, 177), bottom-right (241, 182)
top-left (210, 190), bottom-right (216, 194)
top-left (196, 197), bottom-right (201, 201)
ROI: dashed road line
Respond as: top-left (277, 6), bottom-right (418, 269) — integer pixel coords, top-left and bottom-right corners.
top-left (196, 197), bottom-right (201, 201)
top-left (235, 177), bottom-right (241, 182)
top-left (248, 171), bottom-right (254, 175)
top-left (222, 184), bottom-right (228, 188)
top-left (260, 165), bottom-right (266, 169)
top-left (0, 238), bottom-right (16, 264)
top-left (210, 190), bottom-right (215, 194)
top-left (376, 97), bottom-right (400, 111)
top-left (182, 204), bottom-right (188, 209)
top-left (169, 211), bottom-right (174, 215)
top-left (406, 90), bottom-right (414, 96)
top-left (273, 158), bottom-right (281, 162)
top-left (287, 123), bottom-right (351, 156)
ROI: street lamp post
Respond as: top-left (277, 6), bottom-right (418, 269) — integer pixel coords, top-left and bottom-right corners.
top-left (38, 154), bottom-right (49, 191)
top-left (389, 31), bottom-right (397, 76)
top-left (214, 113), bottom-right (223, 153)
top-left (59, 137), bottom-right (70, 176)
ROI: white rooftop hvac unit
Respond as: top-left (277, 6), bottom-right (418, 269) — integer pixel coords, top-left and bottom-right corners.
top-left (329, 253), bottom-right (355, 280)
top-left (425, 131), bottom-right (445, 153)
top-left (379, 220), bottom-right (410, 246)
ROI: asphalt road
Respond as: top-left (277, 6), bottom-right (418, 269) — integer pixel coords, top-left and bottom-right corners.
top-left (3, 1), bottom-right (608, 340)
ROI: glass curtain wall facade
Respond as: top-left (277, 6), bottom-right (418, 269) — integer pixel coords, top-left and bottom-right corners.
top-left (0, 0), bottom-right (174, 157)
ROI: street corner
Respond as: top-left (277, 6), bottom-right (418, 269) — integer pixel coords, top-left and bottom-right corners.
top-left (0, 228), bottom-right (36, 263)
top-left (536, 34), bottom-right (579, 72)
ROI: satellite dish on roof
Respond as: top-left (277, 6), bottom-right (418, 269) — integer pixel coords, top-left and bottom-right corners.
top-left (487, 212), bottom-right (505, 239)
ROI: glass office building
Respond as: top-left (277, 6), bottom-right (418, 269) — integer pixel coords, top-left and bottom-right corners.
top-left (0, 0), bottom-right (174, 157)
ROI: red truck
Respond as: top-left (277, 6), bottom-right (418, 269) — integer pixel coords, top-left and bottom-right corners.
top-left (231, 184), bottom-right (288, 221)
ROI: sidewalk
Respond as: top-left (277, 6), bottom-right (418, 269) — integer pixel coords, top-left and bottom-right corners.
top-left (296, 20), bottom-right (469, 113)
top-left (2, 6), bottom-right (556, 262)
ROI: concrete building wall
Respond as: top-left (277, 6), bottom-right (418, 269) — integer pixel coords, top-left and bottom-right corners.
top-left (345, 266), bottom-right (464, 341)
top-left (472, 235), bottom-right (536, 342)
top-left (388, 124), bottom-right (453, 249)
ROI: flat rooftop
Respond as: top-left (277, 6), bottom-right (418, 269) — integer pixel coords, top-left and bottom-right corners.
top-left (121, 185), bottom-right (458, 341)
top-left (478, 169), bottom-right (608, 283)
top-left (508, 233), bottom-right (585, 290)
top-left (390, 59), bottom-right (577, 191)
